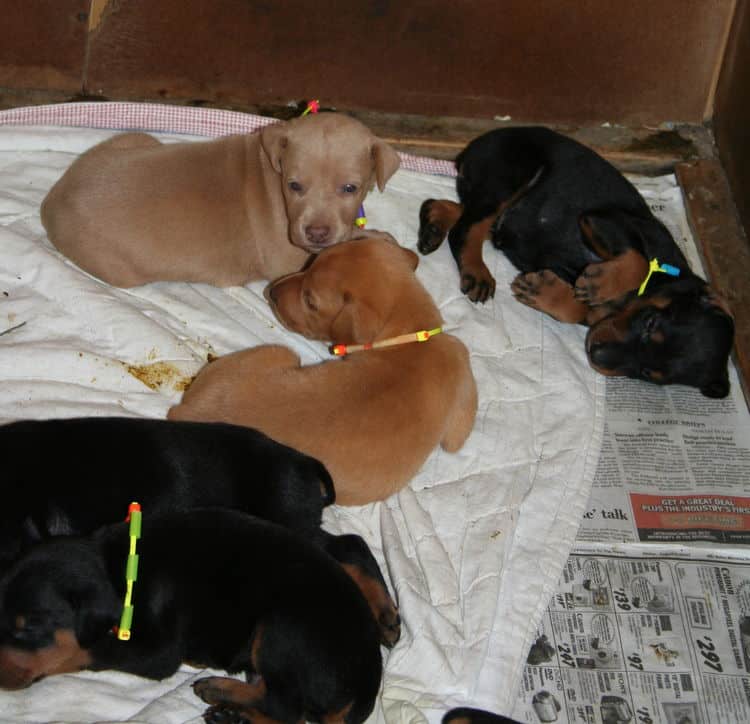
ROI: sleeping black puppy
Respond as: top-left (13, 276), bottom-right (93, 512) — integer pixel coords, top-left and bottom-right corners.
top-left (0, 508), bottom-right (382, 724)
top-left (418, 126), bottom-right (734, 398)
top-left (0, 417), bottom-right (400, 647)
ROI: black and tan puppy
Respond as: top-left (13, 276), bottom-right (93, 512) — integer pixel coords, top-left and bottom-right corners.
top-left (0, 417), bottom-right (331, 568)
top-left (0, 509), bottom-right (382, 724)
top-left (0, 417), bottom-right (400, 647)
top-left (418, 126), bottom-right (734, 398)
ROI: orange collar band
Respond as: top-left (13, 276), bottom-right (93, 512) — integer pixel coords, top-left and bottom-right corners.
top-left (330, 327), bottom-right (443, 356)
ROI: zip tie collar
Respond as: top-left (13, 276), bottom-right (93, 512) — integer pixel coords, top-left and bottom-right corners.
top-left (637, 258), bottom-right (681, 296)
top-left (330, 327), bottom-right (443, 356)
top-left (355, 205), bottom-right (367, 229)
top-left (301, 99), bottom-right (320, 116)
top-left (116, 502), bottom-right (141, 641)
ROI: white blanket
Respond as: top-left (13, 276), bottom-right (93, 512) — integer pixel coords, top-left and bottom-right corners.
top-left (0, 120), bottom-right (604, 724)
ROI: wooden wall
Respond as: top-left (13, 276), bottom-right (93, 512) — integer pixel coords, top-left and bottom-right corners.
top-left (715, 0), bottom-right (750, 234)
top-left (0, 1), bottom-right (745, 238)
top-left (0, 0), bottom-right (737, 126)
top-left (0, 0), bottom-right (89, 98)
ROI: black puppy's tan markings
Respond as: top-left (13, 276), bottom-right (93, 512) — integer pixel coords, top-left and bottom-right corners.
top-left (418, 126), bottom-right (735, 397)
top-left (0, 509), bottom-right (382, 724)
top-left (0, 417), bottom-right (400, 648)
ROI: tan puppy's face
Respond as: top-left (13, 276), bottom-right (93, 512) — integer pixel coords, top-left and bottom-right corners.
top-left (265, 236), bottom-right (419, 344)
top-left (261, 114), bottom-right (401, 253)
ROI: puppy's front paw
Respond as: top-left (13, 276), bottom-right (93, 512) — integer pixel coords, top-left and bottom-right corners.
top-left (194, 677), bottom-right (230, 706)
top-left (575, 251), bottom-right (649, 304)
top-left (574, 262), bottom-right (609, 306)
top-left (203, 705), bottom-right (249, 724)
top-left (511, 270), bottom-right (587, 324)
top-left (460, 262), bottom-right (496, 303)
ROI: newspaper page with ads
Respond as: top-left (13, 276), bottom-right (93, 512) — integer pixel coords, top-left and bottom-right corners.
top-left (510, 554), bottom-right (750, 723)
top-left (509, 176), bottom-right (750, 723)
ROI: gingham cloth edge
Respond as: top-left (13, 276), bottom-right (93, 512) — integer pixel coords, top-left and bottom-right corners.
top-left (0, 101), bottom-right (457, 177)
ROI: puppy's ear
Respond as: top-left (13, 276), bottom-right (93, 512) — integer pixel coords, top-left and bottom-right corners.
top-left (400, 246), bottom-right (419, 270)
top-left (260, 121), bottom-right (289, 174)
top-left (73, 581), bottom-right (121, 647)
top-left (364, 231), bottom-right (418, 270)
top-left (372, 139), bottom-right (401, 191)
top-left (701, 288), bottom-right (734, 319)
top-left (330, 293), bottom-right (381, 343)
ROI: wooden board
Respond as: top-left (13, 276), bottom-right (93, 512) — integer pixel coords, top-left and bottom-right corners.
top-left (676, 159), bottom-right (750, 407)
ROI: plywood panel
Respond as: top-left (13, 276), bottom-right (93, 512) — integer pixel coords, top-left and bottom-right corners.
top-left (714, 0), bottom-right (750, 238)
top-left (86, 0), bottom-right (733, 125)
top-left (0, 0), bottom-right (89, 93)
top-left (677, 159), bottom-right (750, 406)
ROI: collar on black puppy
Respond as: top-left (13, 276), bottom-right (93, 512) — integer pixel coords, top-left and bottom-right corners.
top-left (112, 502), bottom-right (141, 641)
top-left (638, 258), bottom-right (681, 296)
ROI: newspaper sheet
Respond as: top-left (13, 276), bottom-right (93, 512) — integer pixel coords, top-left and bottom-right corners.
top-left (509, 176), bottom-right (750, 723)
top-left (511, 554), bottom-right (750, 723)
top-left (576, 370), bottom-right (750, 550)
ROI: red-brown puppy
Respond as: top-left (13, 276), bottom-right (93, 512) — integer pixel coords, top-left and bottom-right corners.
top-left (169, 236), bottom-right (478, 504)
top-left (41, 113), bottom-right (400, 287)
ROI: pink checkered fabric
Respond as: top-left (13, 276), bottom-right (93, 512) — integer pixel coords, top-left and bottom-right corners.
top-left (0, 102), bottom-right (457, 177)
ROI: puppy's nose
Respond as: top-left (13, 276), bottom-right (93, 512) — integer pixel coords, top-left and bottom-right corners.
top-left (305, 225), bottom-right (331, 245)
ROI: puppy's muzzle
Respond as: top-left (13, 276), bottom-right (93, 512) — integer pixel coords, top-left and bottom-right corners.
top-left (305, 225), bottom-right (331, 248)
top-left (0, 659), bottom-right (35, 690)
top-left (586, 340), bottom-right (626, 376)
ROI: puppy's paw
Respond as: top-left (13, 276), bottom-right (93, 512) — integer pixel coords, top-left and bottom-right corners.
top-left (203, 705), bottom-right (249, 724)
top-left (574, 263), bottom-right (609, 306)
top-left (194, 677), bottom-right (232, 707)
top-left (575, 251), bottom-right (649, 304)
top-left (418, 199), bottom-right (452, 254)
top-left (460, 263), bottom-right (496, 303)
top-left (511, 270), bottom-right (587, 324)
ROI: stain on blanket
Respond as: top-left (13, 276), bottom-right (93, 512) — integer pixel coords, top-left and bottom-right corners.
top-left (126, 361), bottom-right (194, 393)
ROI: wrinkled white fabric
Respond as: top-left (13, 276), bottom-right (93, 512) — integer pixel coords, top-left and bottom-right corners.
top-left (0, 126), bottom-right (604, 723)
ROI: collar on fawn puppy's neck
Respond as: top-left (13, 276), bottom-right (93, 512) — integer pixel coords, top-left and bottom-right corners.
top-left (330, 327), bottom-right (443, 357)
